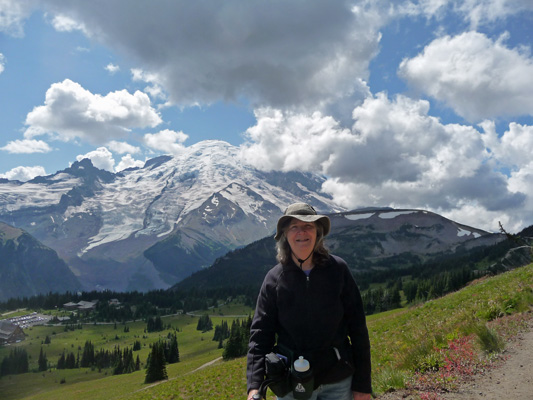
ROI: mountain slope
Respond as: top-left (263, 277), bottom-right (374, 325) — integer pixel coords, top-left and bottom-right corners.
top-left (173, 208), bottom-right (506, 292)
top-left (0, 140), bottom-right (341, 293)
top-left (0, 222), bottom-right (81, 301)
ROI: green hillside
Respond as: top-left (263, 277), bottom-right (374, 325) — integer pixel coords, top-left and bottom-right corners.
top-left (1, 263), bottom-right (532, 399)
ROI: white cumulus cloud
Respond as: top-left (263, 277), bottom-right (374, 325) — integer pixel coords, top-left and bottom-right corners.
top-left (0, 165), bottom-right (47, 182)
top-left (240, 93), bottom-right (530, 231)
top-left (24, 79), bottom-right (162, 144)
top-left (105, 63), bottom-right (120, 74)
top-left (399, 31), bottom-right (533, 122)
top-left (116, 154), bottom-right (144, 172)
top-left (107, 140), bottom-right (140, 155)
top-left (481, 121), bottom-right (533, 169)
top-left (143, 129), bottom-right (188, 156)
top-left (76, 147), bottom-right (115, 172)
top-left (48, 12), bottom-right (89, 35)
top-left (0, 139), bottom-right (52, 153)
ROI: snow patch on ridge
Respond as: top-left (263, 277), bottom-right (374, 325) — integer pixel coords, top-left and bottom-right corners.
top-left (457, 227), bottom-right (481, 238)
top-left (345, 213), bottom-right (374, 221)
top-left (379, 211), bottom-right (416, 219)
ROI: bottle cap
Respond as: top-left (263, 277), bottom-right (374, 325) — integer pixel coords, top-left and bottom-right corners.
top-left (293, 356), bottom-right (310, 372)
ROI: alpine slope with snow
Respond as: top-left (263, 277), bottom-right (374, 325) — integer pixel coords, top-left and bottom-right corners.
top-left (0, 140), bottom-right (342, 292)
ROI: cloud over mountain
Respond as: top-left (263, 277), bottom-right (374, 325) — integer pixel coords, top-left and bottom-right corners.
top-left (240, 94), bottom-right (530, 231)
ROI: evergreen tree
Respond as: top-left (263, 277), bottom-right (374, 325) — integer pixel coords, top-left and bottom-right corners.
top-left (403, 280), bottom-right (418, 303)
top-left (146, 316), bottom-right (164, 332)
top-left (0, 347), bottom-right (29, 376)
top-left (123, 348), bottom-right (136, 373)
top-left (38, 347), bottom-right (48, 372)
top-left (145, 341), bottom-right (168, 383)
top-left (241, 316), bottom-right (252, 355)
top-left (213, 320), bottom-right (230, 342)
top-left (57, 351), bottom-right (66, 369)
top-left (165, 333), bottom-right (180, 364)
top-left (223, 320), bottom-right (245, 360)
top-left (196, 314), bottom-right (213, 332)
top-left (390, 287), bottom-right (402, 309)
top-left (80, 341), bottom-right (95, 368)
top-left (67, 352), bottom-right (77, 369)
top-left (113, 357), bottom-right (124, 375)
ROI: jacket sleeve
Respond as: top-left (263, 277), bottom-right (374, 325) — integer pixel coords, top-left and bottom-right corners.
top-left (338, 257), bottom-right (372, 394)
top-left (246, 267), bottom-right (279, 393)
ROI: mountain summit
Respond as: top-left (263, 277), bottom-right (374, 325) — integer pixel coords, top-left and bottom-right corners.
top-left (0, 140), bottom-right (341, 292)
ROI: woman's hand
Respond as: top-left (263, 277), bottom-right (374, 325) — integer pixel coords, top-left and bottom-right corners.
top-left (247, 389), bottom-right (260, 400)
top-left (353, 391), bottom-right (371, 400)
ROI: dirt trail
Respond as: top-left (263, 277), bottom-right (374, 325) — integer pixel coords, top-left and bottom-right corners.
top-left (377, 319), bottom-right (533, 400)
top-left (441, 321), bottom-right (533, 400)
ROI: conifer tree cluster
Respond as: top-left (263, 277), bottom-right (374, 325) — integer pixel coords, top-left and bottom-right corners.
top-left (402, 269), bottom-right (474, 303)
top-left (0, 347), bottom-right (29, 377)
top-left (196, 314), bottom-right (213, 332)
top-left (212, 320), bottom-right (230, 342)
top-left (56, 351), bottom-right (78, 369)
top-left (146, 316), bottom-right (164, 332)
top-left (222, 317), bottom-right (251, 360)
top-left (133, 340), bottom-right (142, 351)
top-left (360, 268), bottom-right (477, 315)
top-left (144, 333), bottom-right (181, 383)
top-left (74, 340), bottom-right (140, 374)
top-left (145, 341), bottom-right (167, 383)
top-left (38, 347), bottom-right (48, 372)
top-left (113, 347), bottom-right (139, 375)
top-left (165, 333), bottom-right (180, 364)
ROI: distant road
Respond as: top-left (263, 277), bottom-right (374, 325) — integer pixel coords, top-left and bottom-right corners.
top-left (0, 308), bottom-right (27, 317)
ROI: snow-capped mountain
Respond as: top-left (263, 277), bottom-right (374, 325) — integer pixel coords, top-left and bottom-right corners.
top-left (0, 140), bottom-right (342, 292)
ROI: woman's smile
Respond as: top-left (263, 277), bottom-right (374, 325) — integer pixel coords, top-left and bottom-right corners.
top-left (286, 220), bottom-right (317, 264)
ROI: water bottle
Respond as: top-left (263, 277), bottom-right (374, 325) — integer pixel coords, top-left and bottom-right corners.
top-left (291, 356), bottom-right (314, 400)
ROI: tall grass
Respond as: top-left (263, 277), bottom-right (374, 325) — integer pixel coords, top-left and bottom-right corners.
top-left (474, 324), bottom-right (506, 354)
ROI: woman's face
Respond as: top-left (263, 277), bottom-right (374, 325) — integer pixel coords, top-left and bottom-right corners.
top-left (286, 219), bottom-right (317, 260)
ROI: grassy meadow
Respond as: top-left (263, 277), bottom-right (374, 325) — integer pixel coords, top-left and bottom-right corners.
top-left (1, 263), bottom-right (533, 399)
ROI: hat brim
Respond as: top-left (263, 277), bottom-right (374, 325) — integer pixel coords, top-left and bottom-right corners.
top-left (274, 214), bottom-right (331, 241)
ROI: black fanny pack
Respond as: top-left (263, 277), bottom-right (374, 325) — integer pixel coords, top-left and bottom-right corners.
top-left (264, 352), bottom-right (292, 397)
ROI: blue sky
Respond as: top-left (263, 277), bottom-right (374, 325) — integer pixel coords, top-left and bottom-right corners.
top-left (1, 0), bottom-right (533, 233)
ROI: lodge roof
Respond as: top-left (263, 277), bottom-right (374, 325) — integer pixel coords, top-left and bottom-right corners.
top-left (0, 320), bottom-right (20, 339)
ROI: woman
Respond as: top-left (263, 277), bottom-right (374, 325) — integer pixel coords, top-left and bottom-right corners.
top-left (246, 203), bottom-right (372, 400)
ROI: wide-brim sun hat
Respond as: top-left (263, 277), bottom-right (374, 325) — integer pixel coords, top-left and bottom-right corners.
top-left (274, 202), bottom-right (331, 241)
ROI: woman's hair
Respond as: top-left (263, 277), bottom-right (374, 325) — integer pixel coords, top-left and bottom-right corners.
top-left (276, 218), bottom-right (330, 265)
